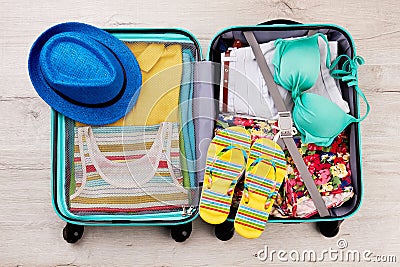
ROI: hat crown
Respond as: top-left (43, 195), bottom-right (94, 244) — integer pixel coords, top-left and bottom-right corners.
top-left (39, 32), bottom-right (124, 105)
top-left (28, 22), bottom-right (142, 125)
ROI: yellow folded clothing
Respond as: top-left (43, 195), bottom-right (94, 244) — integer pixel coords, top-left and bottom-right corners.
top-left (77, 42), bottom-right (182, 126)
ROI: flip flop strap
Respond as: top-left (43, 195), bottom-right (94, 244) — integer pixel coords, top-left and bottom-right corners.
top-left (208, 145), bottom-right (248, 195)
top-left (243, 157), bottom-right (279, 209)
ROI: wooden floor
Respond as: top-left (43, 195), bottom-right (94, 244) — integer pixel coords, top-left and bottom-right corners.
top-left (1, 0), bottom-right (399, 266)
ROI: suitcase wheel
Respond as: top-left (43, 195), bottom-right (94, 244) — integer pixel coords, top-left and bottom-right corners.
top-left (317, 220), bottom-right (343, 238)
top-left (63, 223), bottom-right (84, 243)
top-left (170, 222), bottom-right (192, 242)
top-left (215, 220), bottom-right (235, 241)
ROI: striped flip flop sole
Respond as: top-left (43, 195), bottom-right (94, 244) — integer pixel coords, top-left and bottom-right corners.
top-left (199, 126), bottom-right (251, 225)
top-left (234, 138), bottom-right (286, 238)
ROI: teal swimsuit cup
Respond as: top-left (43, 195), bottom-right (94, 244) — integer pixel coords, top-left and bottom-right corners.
top-left (272, 33), bottom-right (370, 146)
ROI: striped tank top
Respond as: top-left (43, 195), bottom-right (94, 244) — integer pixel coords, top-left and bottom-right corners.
top-left (70, 122), bottom-right (189, 214)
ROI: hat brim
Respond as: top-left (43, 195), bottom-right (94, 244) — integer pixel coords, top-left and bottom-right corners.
top-left (28, 22), bottom-right (142, 125)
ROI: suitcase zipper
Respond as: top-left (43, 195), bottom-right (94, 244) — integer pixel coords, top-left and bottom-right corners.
top-left (181, 206), bottom-right (195, 216)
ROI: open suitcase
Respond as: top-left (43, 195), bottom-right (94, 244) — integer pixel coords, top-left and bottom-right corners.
top-left (50, 19), bottom-right (366, 243)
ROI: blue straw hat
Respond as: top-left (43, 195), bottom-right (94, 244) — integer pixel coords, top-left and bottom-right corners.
top-left (28, 22), bottom-right (142, 125)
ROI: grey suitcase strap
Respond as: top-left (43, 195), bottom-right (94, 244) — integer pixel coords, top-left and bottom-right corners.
top-left (243, 31), bottom-right (330, 217)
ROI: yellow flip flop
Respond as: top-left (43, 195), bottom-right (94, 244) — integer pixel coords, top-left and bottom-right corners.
top-left (199, 126), bottom-right (251, 225)
top-left (234, 138), bottom-right (287, 239)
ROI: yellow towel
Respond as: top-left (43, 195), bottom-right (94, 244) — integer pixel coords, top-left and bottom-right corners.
top-left (77, 42), bottom-right (182, 126)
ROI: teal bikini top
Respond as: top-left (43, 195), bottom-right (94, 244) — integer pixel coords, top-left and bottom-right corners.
top-left (272, 33), bottom-right (370, 146)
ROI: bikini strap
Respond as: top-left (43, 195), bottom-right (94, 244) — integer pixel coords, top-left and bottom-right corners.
top-left (330, 55), bottom-right (370, 121)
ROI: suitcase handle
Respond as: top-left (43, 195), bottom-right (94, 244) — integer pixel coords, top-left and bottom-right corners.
top-left (258, 19), bottom-right (301, 25)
